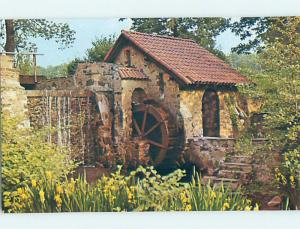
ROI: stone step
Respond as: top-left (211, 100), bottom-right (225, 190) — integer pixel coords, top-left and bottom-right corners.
top-left (226, 155), bottom-right (252, 164)
top-left (213, 181), bottom-right (240, 190)
top-left (221, 162), bottom-right (252, 172)
top-left (202, 176), bottom-right (240, 190)
top-left (202, 176), bottom-right (239, 183)
top-left (218, 169), bottom-right (251, 181)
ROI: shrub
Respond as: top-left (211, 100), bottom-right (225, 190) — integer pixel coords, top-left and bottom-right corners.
top-left (3, 166), bottom-right (257, 213)
top-left (275, 148), bottom-right (300, 209)
top-left (1, 115), bottom-right (77, 211)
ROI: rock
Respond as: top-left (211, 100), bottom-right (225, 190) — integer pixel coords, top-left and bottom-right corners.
top-left (267, 196), bottom-right (282, 207)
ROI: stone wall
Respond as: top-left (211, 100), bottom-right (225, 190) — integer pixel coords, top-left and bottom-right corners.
top-left (36, 76), bottom-right (75, 90)
top-left (0, 55), bottom-right (29, 126)
top-left (26, 90), bottom-right (101, 165)
top-left (114, 45), bottom-right (182, 138)
top-left (179, 89), bottom-right (244, 139)
top-left (182, 137), bottom-right (236, 175)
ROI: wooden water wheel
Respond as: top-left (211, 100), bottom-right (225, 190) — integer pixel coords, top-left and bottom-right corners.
top-left (132, 102), bottom-right (181, 166)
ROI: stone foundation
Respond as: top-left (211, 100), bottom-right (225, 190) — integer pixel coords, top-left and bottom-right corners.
top-left (182, 137), bottom-right (236, 175)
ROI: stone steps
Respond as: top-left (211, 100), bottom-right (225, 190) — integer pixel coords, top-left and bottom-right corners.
top-left (226, 155), bottom-right (252, 164)
top-left (221, 162), bottom-right (252, 172)
top-left (202, 176), bottom-right (240, 190)
top-left (202, 154), bottom-right (253, 190)
top-left (218, 169), bottom-right (251, 180)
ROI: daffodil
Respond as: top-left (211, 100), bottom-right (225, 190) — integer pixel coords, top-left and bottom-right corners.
top-left (244, 206), bottom-right (252, 211)
top-left (45, 171), bottom-right (52, 179)
top-left (54, 194), bottom-right (62, 208)
top-left (39, 190), bottom-right (45, 204)
top-left (31, 179), bottom-right (37, 187)
top-left (222, 202), bottom-right (230, 210)
top-left (17, 188), bottom-right (23, 195)
top-left (185, 204), bottom-right (192, 211)
top-left (56, 185), bottom-right (63, 194)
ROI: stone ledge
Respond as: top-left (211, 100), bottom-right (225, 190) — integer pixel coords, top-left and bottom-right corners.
top-left (26, 89), bottom-right (94, 97)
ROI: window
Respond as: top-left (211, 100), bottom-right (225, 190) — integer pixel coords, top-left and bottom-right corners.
top-left (202, 89), bottom-right (220, 137)
top-left (125, 49), bottom-right (131, 67)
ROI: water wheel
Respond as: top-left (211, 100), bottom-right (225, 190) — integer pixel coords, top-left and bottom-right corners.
top-left (132, 102), bottom-right (181, 166)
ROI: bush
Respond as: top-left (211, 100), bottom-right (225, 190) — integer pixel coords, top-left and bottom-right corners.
top-left (275, 148), bottom-right (300, 209)
top-left (3, 166), bottom-right (257, 212)
top-left (1, 116), bottom-right (77, 211)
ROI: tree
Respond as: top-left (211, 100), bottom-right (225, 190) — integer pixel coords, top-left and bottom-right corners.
top-left (122, 18), bottom-right (230, 58)
top-left (229, 17), bottom-right (300, 54)
top-left (0, 19), bottom-right (76, 53)
top-left (237, 17), bottom-right (300, 208)
top-left (66, 36), bottom-right (115, 75)
top-left (86, 35), bottom-right (115, 62)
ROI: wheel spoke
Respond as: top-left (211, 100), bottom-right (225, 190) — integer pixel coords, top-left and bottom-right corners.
top-left (133, 119), bottom-right (142, 136)
top-left (147, 139), bottom-right (167, 149)
top-left (143, 120), bottom-right (162, 137)
top-left (141, 108), bottom-right (148, 133)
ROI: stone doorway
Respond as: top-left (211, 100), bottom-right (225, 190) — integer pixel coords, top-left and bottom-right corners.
top-left (202, 89), bottom-right (220, 137)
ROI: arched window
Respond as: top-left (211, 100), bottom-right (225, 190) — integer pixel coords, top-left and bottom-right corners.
top-left (132, 88), bottom-right (146, 105)
top-left (202, 89), bottom-right (220, 137)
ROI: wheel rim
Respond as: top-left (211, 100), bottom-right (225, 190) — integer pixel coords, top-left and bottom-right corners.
top-left (132, 104), bottom-right (169, 165)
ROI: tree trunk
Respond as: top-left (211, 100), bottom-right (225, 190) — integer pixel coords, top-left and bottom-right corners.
top-left (4, 19), bottom-right (15, 54)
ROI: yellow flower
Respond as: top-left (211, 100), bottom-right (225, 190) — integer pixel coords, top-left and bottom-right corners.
top-left (222, 202), bottom-right (230, 210)
top-left (54, 194), bottom-right (62, 208)
top-left (21, 193), bottom-right (27, 200)
top-left (17, 188), bottom-right (23, 195)
top-left (56, 185), bottom-right (63, 194)
top-left (31, 179), bottom-right (37, 187)
top-left (290, 176), bottom-right (295, 183)
top-left (39, 190), bottom-right (45, 204)
top-left (46, 171), bottom-right (52, 179)
top-left (210, 191), bottom-right (216, 199)
top-left (253, 203), bottom-right (259, 211)
top-left (185, 204), bottom-right (192, 211)
top-left (244, 206), bottom-right (252, 211)
top-left (180, 191), bottom-right (189, 204)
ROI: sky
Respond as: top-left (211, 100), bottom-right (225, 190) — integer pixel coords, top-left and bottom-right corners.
top-left (32, 18), bottom-right (242, 67)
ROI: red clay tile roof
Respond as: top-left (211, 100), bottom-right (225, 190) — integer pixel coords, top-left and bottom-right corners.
top-left (118, 67), bottom-right (148, 80)
top-left (105, 31), bottom-right (249, 85)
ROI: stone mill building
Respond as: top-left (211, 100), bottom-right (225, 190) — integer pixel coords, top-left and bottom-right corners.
top-left (1, 31), bottom-right (259, 178)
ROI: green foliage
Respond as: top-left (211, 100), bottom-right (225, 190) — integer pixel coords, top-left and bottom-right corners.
top-left (3, 166), bottom-right (256, 213)
top-left (0, 19), bottom-right (75, 52)
top-left (66, 36), bottom-right (115, 75)
top-left (234, 17), bottom-right (300, 208)
top-left (226, 53), bottom-right (262, 71)
top-left (230, 16), bottom-right (300, 54)
top-left (38, 64), bottom-right (68, 78)
top-left (1, 115), bottom-right (77, 195)
top-left (66, 58), bottom-right (82, 75)
top-left (123, 18), bottom-right (229, 59)
top-left (86, 35), bottom-right (115, 62)
top-left (237, 17), bottom-right (300, 150)
top-left (230, 17), bottom-right (277, 53)
top-left (275, 148), bottom-right (300, 209)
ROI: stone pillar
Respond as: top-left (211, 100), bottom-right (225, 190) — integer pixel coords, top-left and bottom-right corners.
top-left (0, 55), bottom-right (29, 126)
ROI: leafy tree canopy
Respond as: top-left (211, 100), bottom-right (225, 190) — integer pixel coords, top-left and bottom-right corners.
top-left (229, 17), bottom-right (300, 54)
top-left (0, 19), bottom-right (76, 52)
top-left (85, 35), bottom-right (116, 62)
top-left (67, 36), bottom-right (116, 75)
top-left (238, 17), bottom-right (300, 151)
